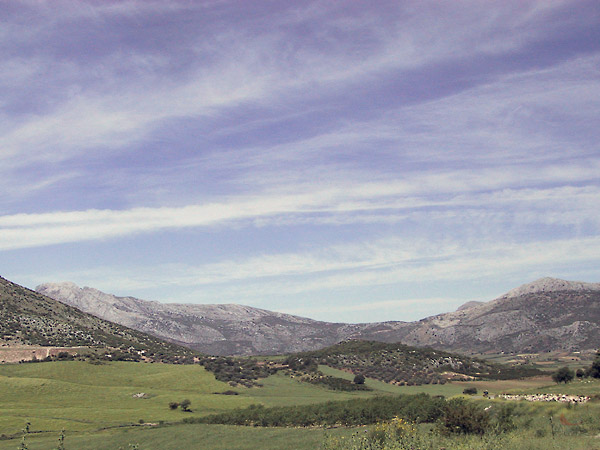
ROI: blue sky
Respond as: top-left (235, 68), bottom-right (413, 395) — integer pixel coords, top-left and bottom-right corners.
top-left (1, 0), bottom-right (599, 323)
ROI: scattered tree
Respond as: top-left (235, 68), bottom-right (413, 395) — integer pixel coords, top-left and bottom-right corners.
top-left (587, 351), bottom-right (600, 378)
top-left (462, 387), bottom-right (477, 395)
top-left (180, 398), bottom-right (192, 412)
top-left (552, 366), bottom-right (574, 384)
top-left (168, 401), bottom-right (179, 410)
top-left (353, 374), bottom-right (366, 385)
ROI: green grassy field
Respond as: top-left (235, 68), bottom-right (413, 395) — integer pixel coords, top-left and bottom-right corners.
top-left (0, 424), bottom-right (355, 450)
top-left (0, 361), bottom-right (246, 434)
top-left (0, 361), bottom-right (398, 437)
top-left (318, 365), bottom-right (468, 396)
top-left (513, 377), bottom-right (600, 396)
top-left (2, 361), bottom-right (599, 450)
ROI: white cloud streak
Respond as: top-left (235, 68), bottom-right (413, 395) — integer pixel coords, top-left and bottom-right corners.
top-left (1, 162), bottom-right (599, 251)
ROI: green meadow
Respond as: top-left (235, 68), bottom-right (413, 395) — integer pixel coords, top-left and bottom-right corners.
top-left (0, 361), bottom-right (241, 434)
top-left (1, 361), bottom-right (600, 450)
top-left (0, 361), bottom-right (396, 448)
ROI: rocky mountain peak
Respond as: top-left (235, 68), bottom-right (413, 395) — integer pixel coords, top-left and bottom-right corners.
top-left (456, 300), bottom-right (485, 311)
top-left (498, 277), bottom-right (600, 299)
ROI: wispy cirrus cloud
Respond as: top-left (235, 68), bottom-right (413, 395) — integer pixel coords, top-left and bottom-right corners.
top-left (22, 233), bottom-right (600, 320)
top-left (1, 167), bottom-right (598, 252)
top-left (2, 0), bottom-right (592, 171)
top-left (2, 0), bottom-right (599, 322)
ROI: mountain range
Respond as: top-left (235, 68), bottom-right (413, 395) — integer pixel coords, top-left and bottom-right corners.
top-left (36, 277), bottom-right (600, 356)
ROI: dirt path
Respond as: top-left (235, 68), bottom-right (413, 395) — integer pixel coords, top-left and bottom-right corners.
top-left (0, 345), bottom-right (81, 363)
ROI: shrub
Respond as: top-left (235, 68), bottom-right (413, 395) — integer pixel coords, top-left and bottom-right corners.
top-left (168, 402), bottom-right (179, 410)
top-left (586, 353), bottom-right (600, 378)
top-left (367, 417), bottom-right (415, 446)
top-left (463, 387), bottom-right (478, 395)
top-left (439, 398), bottom-right (490, 435)
top-left (493, 403), bottom-right (516, 433)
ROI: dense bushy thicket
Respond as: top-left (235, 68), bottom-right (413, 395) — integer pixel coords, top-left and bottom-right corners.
top-left (187, 394), bottom-right (446, 427)
top-left (307, 374), bottom-right (371, 391)
top-left (198, 356), bottom-right (277, 386)
top-left (200, 354), bottom-right (369, 391)
top-left (283, 355), bottom-right (371, 391)
top-left (438, 398), bottom-right (490, 435)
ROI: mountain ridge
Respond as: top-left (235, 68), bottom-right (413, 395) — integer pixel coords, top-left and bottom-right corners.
top-left (498, 277), bottom-right (600, 299)
top-left (36, 281), bottom-right (381, 355)
top-left (36, 276), bottom-right (600, 356)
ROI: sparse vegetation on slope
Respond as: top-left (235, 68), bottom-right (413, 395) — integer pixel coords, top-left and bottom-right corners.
top-left (284, 340), bottom-right (543, 386)
top-left (0, 276), bottom-right (195, 362)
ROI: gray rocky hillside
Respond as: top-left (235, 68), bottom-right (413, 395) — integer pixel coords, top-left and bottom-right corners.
top-left (396, 277), bottom-right (600, 354)
top-left (36, 281), bottom-right (395, 355)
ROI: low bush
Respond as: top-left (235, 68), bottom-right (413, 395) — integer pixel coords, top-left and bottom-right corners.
top-left (439, 398), bottom-right (490, 435)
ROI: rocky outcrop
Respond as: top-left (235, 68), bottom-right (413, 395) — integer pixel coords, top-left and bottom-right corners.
top-left (499, 277), bottom-right (600, 299)
top-left (0, 276), bottom-right (194, 360)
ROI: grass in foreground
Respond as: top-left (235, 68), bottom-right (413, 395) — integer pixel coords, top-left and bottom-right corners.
top-left (0, 423), bottom-right (354, 450)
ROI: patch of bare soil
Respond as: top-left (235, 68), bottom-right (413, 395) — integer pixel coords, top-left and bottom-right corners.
top-left (0, 345), bottom-right (81, 363)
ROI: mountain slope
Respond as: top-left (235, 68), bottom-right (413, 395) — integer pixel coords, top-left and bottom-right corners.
top-left (0, 276), bottom-right (194, 360)
top-left (397, 277), bottom-right (600, 353)
top-left (36, 277), bottom-right (600, 355)
top-left (36, 282), bottom-right (394, 355)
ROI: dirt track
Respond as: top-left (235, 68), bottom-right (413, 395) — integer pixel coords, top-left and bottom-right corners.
top-left (0, 346), bottom-right (80, 363)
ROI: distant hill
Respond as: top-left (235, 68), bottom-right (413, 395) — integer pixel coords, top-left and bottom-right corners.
top-left (36, 277), bottom-right (600, 356)
top-left (284, 340), bottom-right (542, 385)
top-left (0, 276), bottom-right (195, 361)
